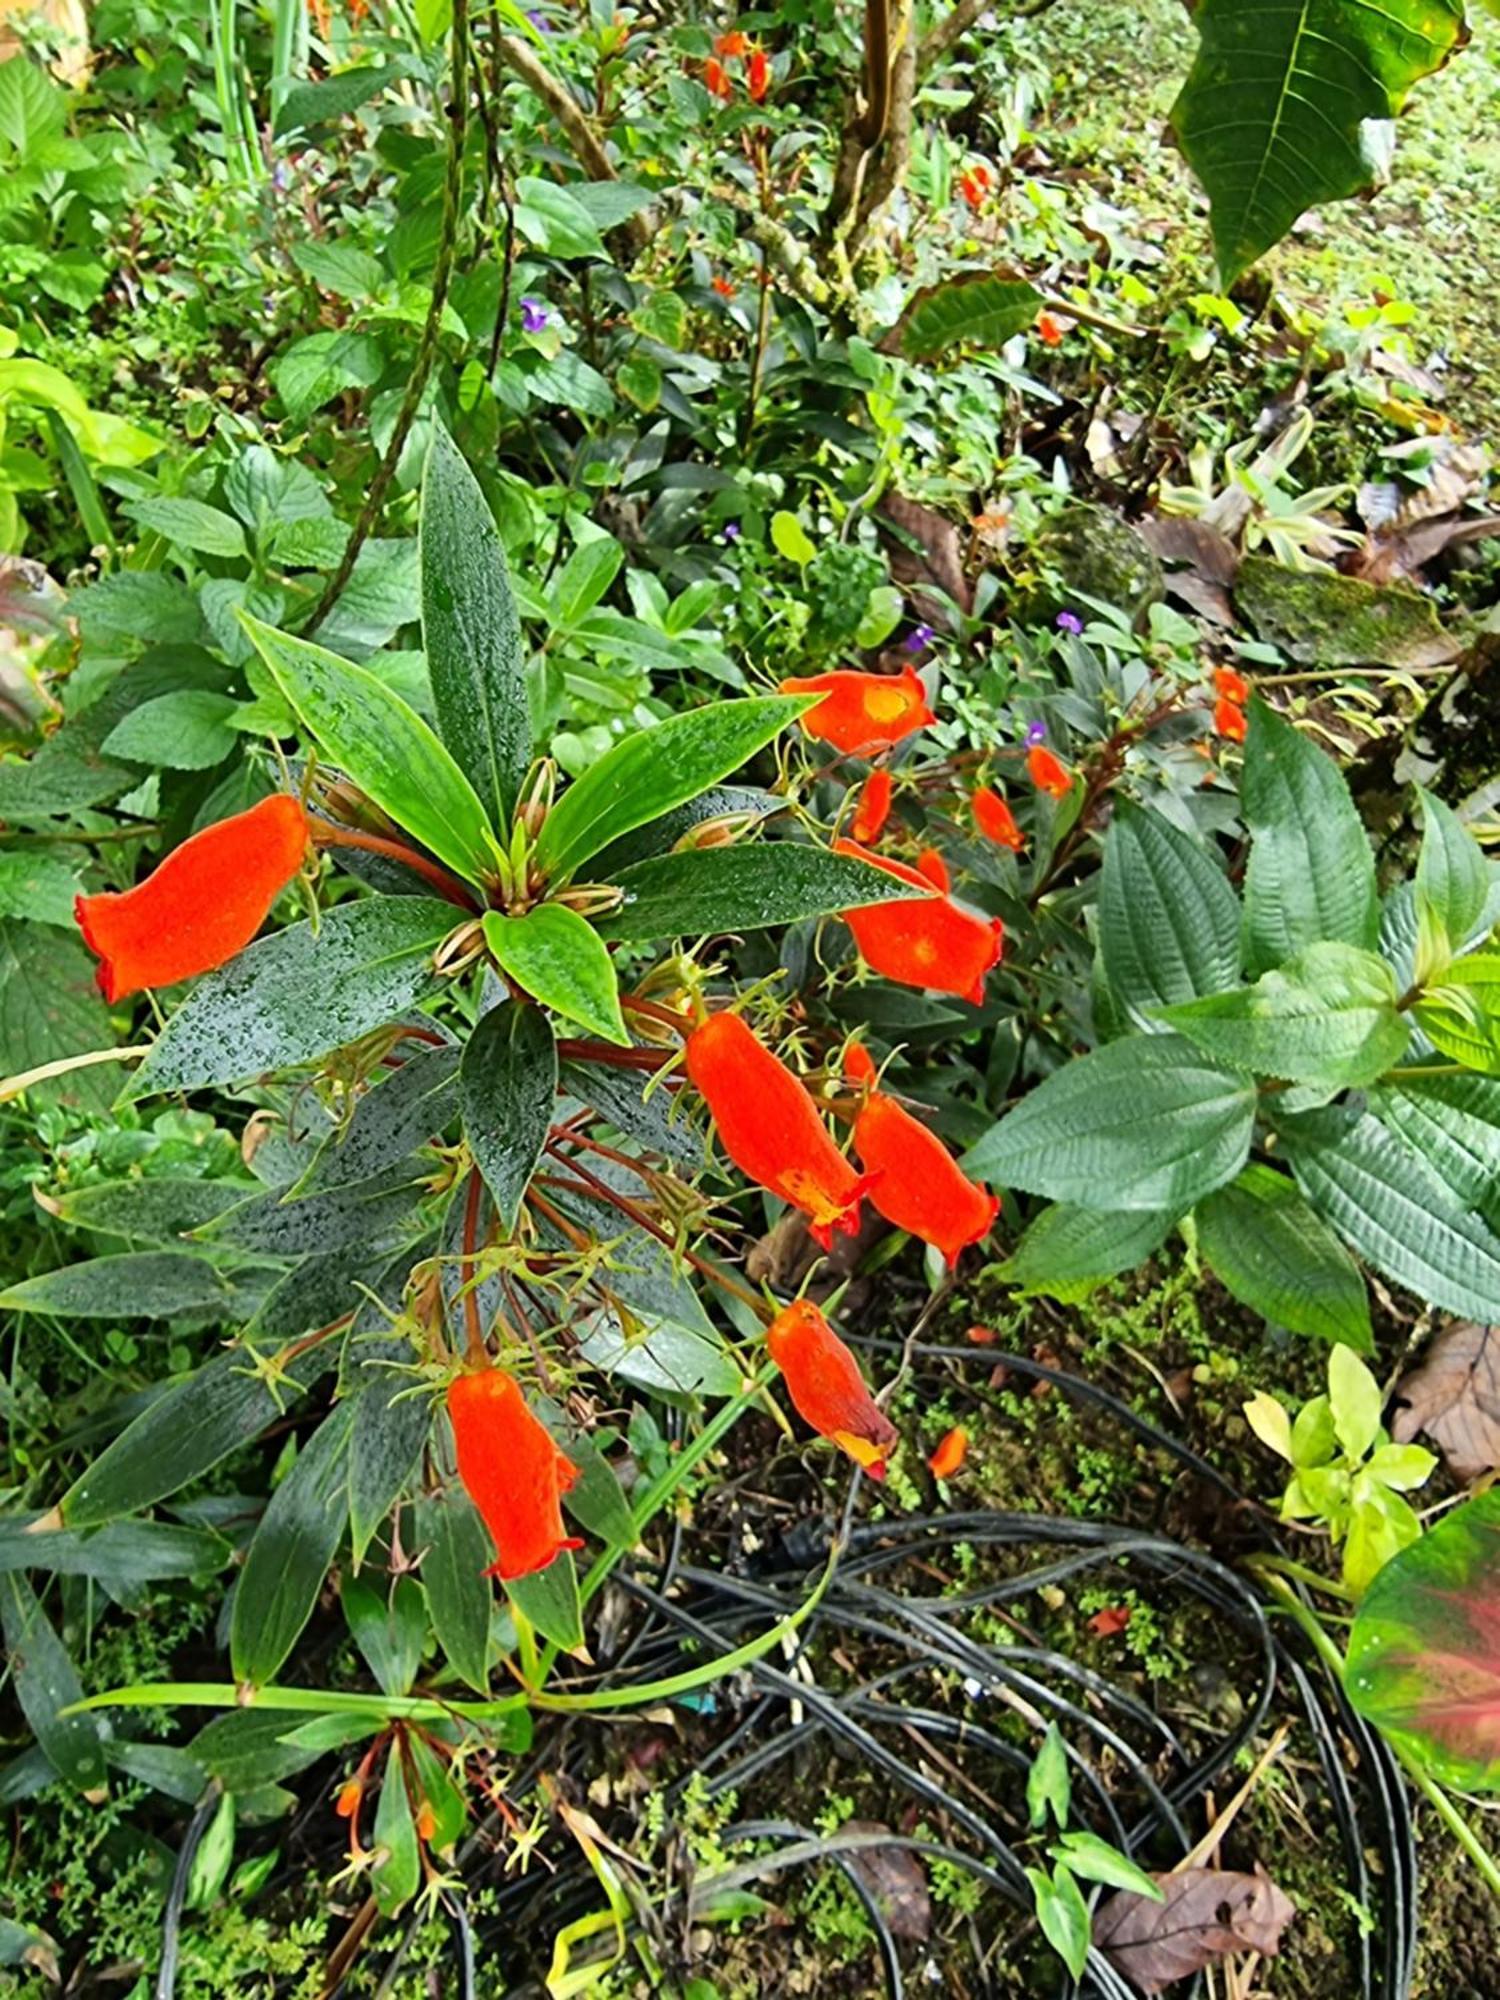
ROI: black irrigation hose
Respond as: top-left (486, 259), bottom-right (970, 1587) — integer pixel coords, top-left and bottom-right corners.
top-left (156, 1787), bottom-right (221, 2000)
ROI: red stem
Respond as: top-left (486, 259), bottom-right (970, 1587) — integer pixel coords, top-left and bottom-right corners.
top-left (310, 822), bottom-right (480, 911)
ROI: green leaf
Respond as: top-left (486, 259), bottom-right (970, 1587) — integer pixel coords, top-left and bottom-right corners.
top-left (1280, 1105), bottom-right (1500, 1322)
top-left (341, 1574), bottom-right (425, 1697)
top-left (0, 1516), bottom-right (228, 1584)
top-left (0, 850), bottom-right (81, 927)
top-left (239, 613), bottom-right (498, 885)
top-left (370, 1756), bottom-right (421, 1915)
top-left (419, 1486), bottom-right (492, 1693)
top-left (128, 496), bottom-right (247, 558)
top-left (1025, 1865), bottom-right (1091, 1979)
top-left (965, 1036), bottom-right (1256, 1212)
top-left (593, 841), bottom-right (926, 940)
top-left (420, 425), bottom-right (530, 829)
top-left (0, 1251), bottom-right (242, 1320)
top-left (347, 1355), bottom-right (430, 1566)
top-left (1415, 788), bottom-right (1489, 958)
top-left (1027, 1722), bottom-right (1071, 1830)
top-left (506, 1549), bottom-right (584, 1653)
top-left (552, 536), bottom-right (624, 627)
top-left (1052, 1831), bottom-right (1164, 1901)
top-left (1195, 1164), bottom-right (1372, 1350)
top-left (1098, 802), bottom-right (1241, 1015)
top-left (1369, 1070), bottom-right (1500, 1220)
top-left (1160, 941), bottom-right (1408, 1088)
top-left (482, 907), bottom-right (626, 1046)
top-left (0, 1574), bottom-right (106, 1791)
top-left (578, 1315), bottom-right (741, 1399)
top-left (1414, 952), bottom-right (1500, 1075)
top-left (1244, 1391), bottom-right (1293, 1461)
top-left (534, 695), bottom-right (810, 886)
top-left (1171, 0), bottom-right (1466, 285)
top-left (998, 1203), bottom-right (1178, 1301)
top-left (231, 1405), bottom-right (353, 1688)
top-left (459, 1001), bottom-right (558, 1231)
top-left (0, 920), bottom-right (113, 1110)
top-left (1240, 699), bottom-right (1378, 975)
top-left (770, 511), bottom-right (815, 566)
top-left (61, 1345), bottom-right (334, 1529)
top-left (291, 240), bottom-right (385, 300)
top-left (130, 897), bottom-right (455, 1097)
top-left (273, 59), bottom-right (417, 136)
top-left (0, 55), bottom-right (66, 153)
top-left (1328, 1344), bottom-right (1383, 1460)
top-left (514, 176), bottom-right (606, 258)
top-left (892, 272), bottom-right (1042, 360)
top-left (1347, 1485), bottom-right (1500, 1790)
top-left (101, 689), bottom-right (241, 770)
top-left (301, 1043), bottom-right (459, 1195)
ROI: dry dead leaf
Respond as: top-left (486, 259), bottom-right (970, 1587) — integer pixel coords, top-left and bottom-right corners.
top-left (876, 492), bottom-right (974, 625)
top-left (1094, 1865), bottom-right (1295, 1994)
top-left (1392, 1322), bottom-right (1500, 1481)
top-left (844, 1822), bottom-right (931, 1941)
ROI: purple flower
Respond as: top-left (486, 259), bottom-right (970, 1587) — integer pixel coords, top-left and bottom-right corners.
top-left (1055, 610), bottom-right (1083, 635)
top-left (526, 8), bottom-right (554, 30)
top-left (903, 622), bottom-right (937, 654)
top-left (520, 298), bottom-right (549, 333)
top-left (1025, 720), bottom-right (1048, 747)
top-left (722, 522), bottom-right (741, 542)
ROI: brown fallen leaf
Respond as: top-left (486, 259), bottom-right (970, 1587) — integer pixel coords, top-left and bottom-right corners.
top-left (843, 1821), bottom-right (932, 1941)
top-left (1392, 1321), bottom-right (1500, 1482)
top-left (875, 491), bottom-right (973, 626)
top-left (1093, 1865), bottom-right (1294, 1994)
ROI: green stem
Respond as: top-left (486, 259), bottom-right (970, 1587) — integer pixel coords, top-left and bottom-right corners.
top-left (1397, 1744), bottom-right (1500, 1900)
top-left (66, 1682), bottom-right (527, 1724)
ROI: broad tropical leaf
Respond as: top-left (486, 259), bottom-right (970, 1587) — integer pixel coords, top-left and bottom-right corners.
top-left (1195, 1163), bottom-right (1371, 1350)
top-left (1172, 0), bottom-right (1466, 285)
top-left (889, 272), bottom-right (1042, 360)
top-left (1160, 941), bottom-right (1408, 1088)
top-left (1098, 802), bottom-right (1241, 1016)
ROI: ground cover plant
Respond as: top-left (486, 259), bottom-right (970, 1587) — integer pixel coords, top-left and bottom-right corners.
top-left (2, 0), bottom-right (1500, 1992)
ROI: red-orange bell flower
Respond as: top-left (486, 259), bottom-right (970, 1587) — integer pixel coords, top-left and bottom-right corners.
top-left (928, 1426), bottom-right (969, 1479)
top-left (75, 793), bottom-right (309, 1003)
top-left (1214, 695), bottom-right (1248, 742)
top-left (833, 839), bottom-right (1003, 1005)
top-left (844, 1040), bottom-right (878, 1087)
top-left (448, 1368), bottom-right (582, 1581)
top-left (714, 29), bottom-right (749, 55)
top-left (685, 1010), bottom-right (871, 1248)
top-left (854, 1089), bottom-right (999, 1266)
top-left (958, 164), bottom-right (991, 211)
top-left (850, 768), bottom-right (893, 843)
top-left (1212, 665), bottom-right (1250, 704)
top-left (1026, 745), bottom-right (1073, 799)
top-left (766, 1298), bottom-right (898, 1478)
top-left (782, 666), bottom-right (935, 756)
top-left (1036, 311), bottom-right (1065, 347)
top-left (704, 55), bottom-right (733, 98)
top-left (972, 786), bottom-right (1025, 851)
top-left (915, 848), bottom-right (950, 892)
top-left (747, 47), bottom-right (770, 100)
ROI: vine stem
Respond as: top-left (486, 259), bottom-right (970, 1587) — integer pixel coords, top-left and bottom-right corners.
top-left (304, 0), bottom-right (470, 635)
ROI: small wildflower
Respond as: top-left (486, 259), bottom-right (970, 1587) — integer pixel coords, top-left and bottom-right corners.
top-left (971, 786), bottom-right (1025, 852)
top-left (415, 1799), bottom-right (439, 1843)
top-left (722, 520), bottom-right (741, 541)
top-left (851, 768), bottom-right (893, 844)
top-left (1036, 311), bottom-right (1066, 346)
top-left (783, 665), bottom-right (934, 756)
top-left (448, 1369), bottom-right (583, 1580)
top-left (335, 1779), bottom-right (362, 1821)
top-left (704, 55), bottom-right (733, 98)
top-left (958, 164), bottom-right (991, 211)
top-left (855, 1092), bottom-right (998, 1266)
top-left (520, 297), bottom-right (549, 333)
top-left (1027, 744), bottom-right (1073, 798)
top-left (711, 275), bottom-right (737, 299)
top-left (903, 621), bottom-right (937, 655)
top-left (714, 29), bottom-right (749, 55)
top-left (1214, 695), bottom-right (1248, 742)
top-left (767, 1299), bottom-right (898, 1477)
top-left (1025, 719), bottom-right (1049, 746)
top-left (834, 839), bottom-right (1004, 1005)
top-left (1088, 1606), bottom-right (1132, 1638)
top-left (1055, 611), bottom-right (1083, 636)
top-left (1213, 665), bottom-right (1251, 704)
top-left (747, 47), bottom-right (770, 101)
top-left (928, 1427), bottom-right (970, 1479)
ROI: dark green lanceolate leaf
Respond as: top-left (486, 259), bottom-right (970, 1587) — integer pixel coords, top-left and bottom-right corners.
top-left (0, 1517), bottom-right (229, 1584)
top-left (342, 1573), bottom-right (425, 1698)
top-left (239, 613), bottom-right (499, 884)
top-left (1097, 803), bottom-right (1241, 1015)
top-left (0, 1574), bottom-right (106, 1791)
top-left (1240, 700), bottom-right (1378, 976)
top-left (347, 1347), bottom-right (431, 1566)
top-left (250, 1245), bottom-right (376, 1339)
top-left (1171, 0), bottom-right (1466, 285)
top-left (459, 1001), bottom-right (558, 1231)
top-left (1195, 1164), bottom-right (1371, 1351)
top-left (1416, 788), bottom-right (1489, 954)
top-left (534, 1398), bottom-right (636, 1549)
top-left (300, 1043), bottom-right (460, 1194)
top-left (0, 1252), bottom-right (241, 1319)
top-left (1347, 1485), bottom-right (1500, 1791)
top-left (1370, 1070), bottom-right (1500, 1221)
top-left (198, 1169), bottom-right (425, 1258)
top-left (231, 1403), bottom-right (354, 1687)
top-left (0, 920), bottom-right (113, 1111)
top-left (482, 906), bottom-right (627, 1046)
top-left (506, 1550), bottom-right (584, 1654)
top-left (560, 1060), bottom-right (697, 1168)
top-left (419, 1487), bottom-right (492, 1694)
top-left (964, 1036), bottom-right (1256, 1212)
top-left (129, 897), bottom-right (455, 1096)
top-left (998, 1203), bottom-right (1179, 1301)
top-left (61, 1345), bottom-right (335, 1529)
top-left (593, 841), bottom-right (925, 941)
top-left (421, 427), bottom-right (530, 829)
top-left (1025, 1866), bottom-right (1091, 1981)
top-left (1280, 1107), bottom-right (1500, 1322)
top-left (533, 695), bottom-right (810, 886)
top-left (1160, 941), bottom-right (1408, 1088)
top-left (588, 784), bottom-right (780, 878)
top-left (371, 1757), bottom-right (421, 1916)
top-left (890, 272), bottom-right (1042, 360)
top-left (54, 1178), bottom-right (254, 1244)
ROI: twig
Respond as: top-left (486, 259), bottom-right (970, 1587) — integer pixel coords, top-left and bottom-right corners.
top-left (493, 36), bottom-right (650, 256)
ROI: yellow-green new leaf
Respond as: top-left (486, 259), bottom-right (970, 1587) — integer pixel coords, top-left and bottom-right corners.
top-left (482, 906), bottom-right (628, 1045)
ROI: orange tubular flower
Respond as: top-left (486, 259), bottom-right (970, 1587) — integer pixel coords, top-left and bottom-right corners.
top-left (854, 1090), bottom-right (999, 1266)
top-left (75, 794), bottom-right (308, 1003)
top-left (972, 786), bottom-right (1025, 851)
top-left (916, 848), bottom-right (951, 892)
top-left (1035, 311), bottom-right (1065, 347)
top-left (704, 55), bottom-right (733, 98)
top-left (685, 1010), bottom-right (872, 1248)
top-left (447, 1369), bottom-right (582, 1582)
top-left (1214, 695), bottom-right (1248, 743)
top-left (714, 29), bottom-right (749, 55)
top-left (711, 275), bottom-right (737, 299)
top-left (928, 1426), bottom-right (969, 1479)
top-left (766, 1299), bottom-right (898, 1478)
top-left (335, 1779), bottom-right (362, 1821)
top-left (1212, 665), bottom-right (1250, 704)
top-left (958, 164), bottom-right (991, 211)
top-left (1027, 745), bottom-right (1073, 799)
top-left (844, 1040), bottom-right (878, 1088)
top-left (782, 666), bottom-right (935, 756)
top-left (747, 47), bottom-right (770, 100)
top-left (851, 767), bottom-right (893, 844)
top-left (833, 839), bottom-right (1004, 1006)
